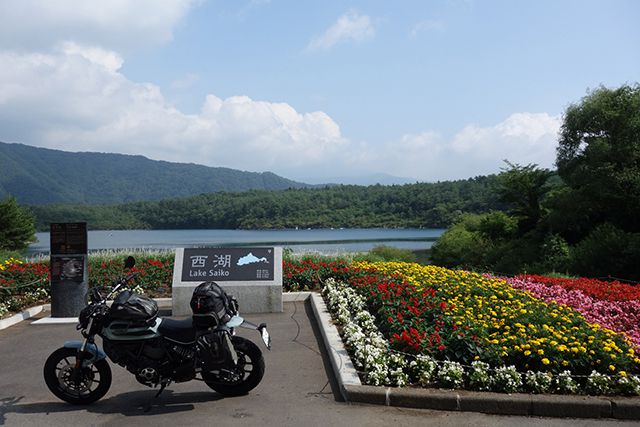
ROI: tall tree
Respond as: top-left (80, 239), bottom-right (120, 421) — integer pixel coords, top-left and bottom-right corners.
top-left (495, 162), bottom-right (554, 234)
top-left (557, 84), bottom-right (640, 234)
top-left (0, 196), bottom-right (36, 251)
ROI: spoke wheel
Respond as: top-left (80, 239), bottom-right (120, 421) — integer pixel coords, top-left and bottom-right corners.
top-left (203, 336), bottom-right (265, 396)
top-left (44, 347), bottom-right (112, 405)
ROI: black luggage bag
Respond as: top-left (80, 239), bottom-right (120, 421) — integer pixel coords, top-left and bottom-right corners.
top-left (190, 282), bottom-right (238, 329)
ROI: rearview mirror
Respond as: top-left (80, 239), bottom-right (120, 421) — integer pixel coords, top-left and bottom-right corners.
top-left (124, 256), bottom-right (136, 269)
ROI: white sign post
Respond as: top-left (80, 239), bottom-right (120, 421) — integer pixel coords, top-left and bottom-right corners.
top-left (171, 247), bottom-right (283, 316)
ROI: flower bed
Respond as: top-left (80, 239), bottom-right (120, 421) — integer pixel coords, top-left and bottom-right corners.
top-left (88, 251), bottom-right (174, 296)
top-left (325, 261), bottom-right (640, 395)
top-left (0, 258), bottom-right (50, 317)
top-left (520, 275), bottom-right (640, 301)
top-left (323, 276), bottom-right (640, 394)
top-left (0, 251), bottom-right (174, 318)
top-left (283, 258), bottom-right (352, 291)
top-left (507, 276), bottom-right (640, 353)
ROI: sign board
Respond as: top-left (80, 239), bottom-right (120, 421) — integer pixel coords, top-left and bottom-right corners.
top-left (181, 247), bottom-right (275, 282)
top-left (50, 222), bottom-right (87, 255)
top-left (172, 247), bottom-right (282, 315)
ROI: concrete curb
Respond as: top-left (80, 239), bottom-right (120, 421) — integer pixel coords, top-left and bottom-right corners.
top-left (308, 292), bottom-right (361, 401)
top-left (0, 305), bottom-right (46, 330)
top-left (341, 385), bottom-right (640, 419)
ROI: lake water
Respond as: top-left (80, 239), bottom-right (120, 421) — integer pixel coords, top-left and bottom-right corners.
top-left (27, 228), bottom-right (444, 256)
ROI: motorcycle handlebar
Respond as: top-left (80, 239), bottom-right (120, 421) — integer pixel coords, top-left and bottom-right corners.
top-left (103, 272), bottom-right (139, 301)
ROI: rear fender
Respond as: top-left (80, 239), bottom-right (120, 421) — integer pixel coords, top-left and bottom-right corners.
top-left (229, 316), bottom-right (271, 350)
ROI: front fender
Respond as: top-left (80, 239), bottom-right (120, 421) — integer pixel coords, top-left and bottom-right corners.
top-left (64, 340), bottom-right (107, 365)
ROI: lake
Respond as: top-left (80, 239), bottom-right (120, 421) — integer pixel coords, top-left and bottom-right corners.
top-left (27, 228), bottom-right (444, 256)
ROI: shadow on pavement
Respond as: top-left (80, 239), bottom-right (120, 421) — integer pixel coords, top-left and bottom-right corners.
top-left (0, 389), bottom-right (227, 424)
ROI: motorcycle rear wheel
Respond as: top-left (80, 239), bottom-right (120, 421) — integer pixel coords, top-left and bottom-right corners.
top-left (43, 347), bottom-right (112, 404)
top-left (202, 336), bottom-right (265, 396)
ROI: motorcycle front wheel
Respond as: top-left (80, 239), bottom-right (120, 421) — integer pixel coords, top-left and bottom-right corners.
top-left (43, 347), bottom-right (112, 404)
top-left (202, 336), bottom-right (265, 396)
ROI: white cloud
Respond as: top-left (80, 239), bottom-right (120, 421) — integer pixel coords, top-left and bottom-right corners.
top-left (308, 10), bottom-right (375, 51)
top-left (450, 113), bottom-right (560, 159)
top-left (59, 42), bottom-right (124, 72)
top-left (0, 0), bottom-right (197, 52)
top-left (370, 113), bottom-right (561, 181)
top-left (0, 48), bottom-right (347, 174)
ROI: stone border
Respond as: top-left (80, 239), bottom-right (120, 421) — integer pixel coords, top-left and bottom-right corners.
top-left (308, 292), bottom-right (361, 401)
top-left (0, 304), bottom-right (49, 330)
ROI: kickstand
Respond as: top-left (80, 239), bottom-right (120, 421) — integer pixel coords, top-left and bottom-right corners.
top-left (143, 382), bottom-right (169, 413)
top-left (154, 382), bottom-right (168, 398)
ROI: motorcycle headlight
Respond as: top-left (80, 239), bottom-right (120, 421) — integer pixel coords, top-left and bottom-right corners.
top-left (79, 305), bottom-right (93, 328)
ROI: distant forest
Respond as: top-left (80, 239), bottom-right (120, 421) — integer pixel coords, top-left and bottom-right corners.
top-left (29, 177), bottom-right (504, 231)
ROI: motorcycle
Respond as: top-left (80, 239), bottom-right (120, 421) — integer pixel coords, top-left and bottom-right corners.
top-left (43, 256), bottom-right (271, 405)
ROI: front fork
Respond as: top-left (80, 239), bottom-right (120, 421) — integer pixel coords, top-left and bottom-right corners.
top-left (66, 318), bottom-right (107, 368)
top-left (75, 318), bottom-right (94, 369)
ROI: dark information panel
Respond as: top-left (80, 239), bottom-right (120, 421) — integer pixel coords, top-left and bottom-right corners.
top-left (50, 222), bottom-right (87, 255)
top-left (182, 247), bottom-right (275, 282)
top-left (50, 256), bottom-right (85, 283)
top-left (49, 222), bottom-right (88, 317)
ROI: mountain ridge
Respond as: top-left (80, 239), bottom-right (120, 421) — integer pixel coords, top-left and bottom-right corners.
top-left (0, 141), bottom-right (309, 205)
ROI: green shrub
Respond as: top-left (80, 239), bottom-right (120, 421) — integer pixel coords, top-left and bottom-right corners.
top-left (478, 211), bottom-right (517, 240)
top-left (430, 214), bottom-right (489, 268)
top-left (359, 245), bottom-right (416, 263)
top-left (570, 223), bottom-right (640, 280)
top-left (540, 233), bottom-right (571, 273)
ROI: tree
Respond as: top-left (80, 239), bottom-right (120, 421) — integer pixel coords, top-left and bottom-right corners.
top-left (495, 162), bottom-right (555, 234)
top-left (557, 84), bottom-right (640, 234)
top-left (0, 196), bottom-right (36, 252)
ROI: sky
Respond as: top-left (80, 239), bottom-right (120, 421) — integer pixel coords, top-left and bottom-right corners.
top-left (0, 0), bottom-right (638, 184)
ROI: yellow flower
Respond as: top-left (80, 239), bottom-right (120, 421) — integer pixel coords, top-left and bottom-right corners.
top-left (542, 358), bottom-right (550, 365)
top-left (609, 365), bottom-right (616, 371)
top-left (620, 371), bottom-right (627, 377)
top-left (537, 349), bottom-right (544, 356)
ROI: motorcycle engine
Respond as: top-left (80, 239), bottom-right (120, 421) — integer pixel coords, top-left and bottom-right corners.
top-left (103, 339), bottom-right (167, 387)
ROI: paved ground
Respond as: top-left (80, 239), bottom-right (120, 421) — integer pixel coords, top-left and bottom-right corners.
top-left (1, 299), bottom-right (639, 427)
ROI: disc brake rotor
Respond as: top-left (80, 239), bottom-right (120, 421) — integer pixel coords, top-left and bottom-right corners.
top-left (58, 364), bottom-right (94, 393)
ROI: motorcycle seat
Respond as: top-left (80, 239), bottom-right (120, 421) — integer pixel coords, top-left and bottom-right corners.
top-left (159, 318), bottom-right (196, 344)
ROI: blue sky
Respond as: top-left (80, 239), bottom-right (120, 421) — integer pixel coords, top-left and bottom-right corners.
top-left (0, 0), bottom-right (638, 183)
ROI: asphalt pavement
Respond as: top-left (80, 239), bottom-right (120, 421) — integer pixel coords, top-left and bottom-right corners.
top-left (1, 299), bottom-right (639, 427)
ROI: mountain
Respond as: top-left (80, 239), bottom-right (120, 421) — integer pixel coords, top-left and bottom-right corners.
top-left (0, 142), bottom-right (308, 205)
